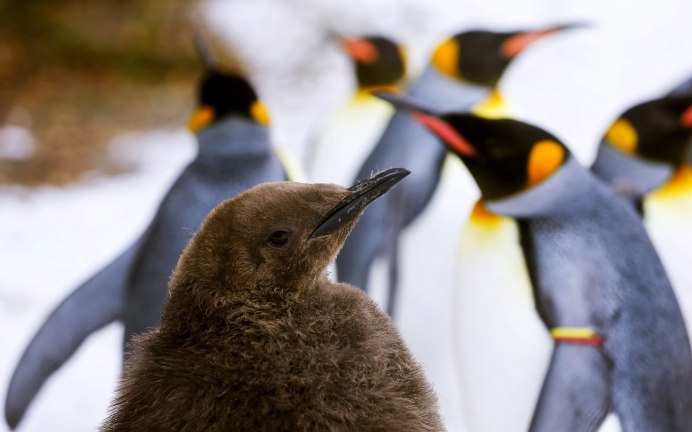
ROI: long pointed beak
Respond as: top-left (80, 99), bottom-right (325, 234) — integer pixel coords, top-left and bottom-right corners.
top-left (500, 22), bottom-right (590, 58)
top-left (374, 92), bottom-right (476, 156)
top-left (310, 168), bottom-right (410, 238)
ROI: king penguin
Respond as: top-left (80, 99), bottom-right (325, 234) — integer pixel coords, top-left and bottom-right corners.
top-left (378, 92), bottom-right (692, 432)
top-left (337, 24), bottom-right (584, 315)
top-left (4, 68), bottom-right (287, 429)
top-left (591, 93), bottom-right (692, 343)
top-left (100, 169), bottom-right (444, 432)
top-left (307, 34), bottom-right (407, 186)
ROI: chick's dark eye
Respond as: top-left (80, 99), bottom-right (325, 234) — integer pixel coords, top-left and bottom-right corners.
top-left (267, 229), bottom-right (292, 247)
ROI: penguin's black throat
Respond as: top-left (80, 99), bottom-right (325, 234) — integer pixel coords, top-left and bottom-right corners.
top-left (310, 168), bottom-right (410, 238)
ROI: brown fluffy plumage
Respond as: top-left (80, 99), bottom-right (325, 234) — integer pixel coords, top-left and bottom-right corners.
top-left (101, 181), bottom-right (443, 431)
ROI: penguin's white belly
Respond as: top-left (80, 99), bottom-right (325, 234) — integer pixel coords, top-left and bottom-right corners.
top-left (644, 173), bottom-right (692, 341)
top-left (454, 205), bottom-right (552, 432)
top-left (309, 94), bottom-right (394, 185)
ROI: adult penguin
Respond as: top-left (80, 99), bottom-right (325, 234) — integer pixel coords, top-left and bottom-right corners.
top-left (308, 34), bottom-right (407, 186)
top-left (5, 68), bottom-right (287, 429)
top-left (591, 93), bottom-right (692, 341)
top-left (337, 24), bottom-right (585, 315)
top-left (378, 92), bottom-right (692, 432)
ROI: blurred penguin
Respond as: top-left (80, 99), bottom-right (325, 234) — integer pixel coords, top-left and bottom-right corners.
top-left (591, 92), bottom-right (692, 342)
top-left (337, 24), bottom-right (585, 315)
top-left (307, 34), bottom-right (407, 186)
top-left (5, 39), bottom-right (287, 429)
top-left (380, 92), bottom-right (692, 431)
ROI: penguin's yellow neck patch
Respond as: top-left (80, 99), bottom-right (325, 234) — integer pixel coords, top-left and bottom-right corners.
top-left (251, 101), bottom-right (271, 126)
top-left (471, 88), bottom-right (510, 119)
top-left (188, 106), bottom-right (215, 133)
top-left (653, 165), bottom-right (692, 198)
top-left (605, 118), bottom-right (638, 154)
top-left (469, 200), bottom-right (503, 228)
top-left (432, 38), bottom-right (460, 79)
top-left (526, 140), bottom-right (564, 187)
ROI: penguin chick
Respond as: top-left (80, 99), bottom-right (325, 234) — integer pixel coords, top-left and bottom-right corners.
top-left (337, 24), bottom-right (586, 315)
top-left (378, 92), bottom-right (692, 431)
top-left (101, 170), bottom-right (444, 432)
top-left (5, 69), bottom-right (285, 430)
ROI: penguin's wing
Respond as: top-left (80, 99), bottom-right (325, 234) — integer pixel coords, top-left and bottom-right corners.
top-left (4, 237), bottom-right (144, 429)
top-left (529, 343), bottom-right (610, 432)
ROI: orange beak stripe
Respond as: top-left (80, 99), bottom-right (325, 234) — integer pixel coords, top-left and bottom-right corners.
top-left (500, 28), bottom-right (556, 58)
top-left (411, 112), bottom-right (476, 156)
top-left (341, 38), bottom-right (379, 64)
top-left (680, 105), bottom-right (692, 128)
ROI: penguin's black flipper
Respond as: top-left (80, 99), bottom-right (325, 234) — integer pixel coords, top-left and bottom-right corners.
top-left (529, 344), bottom-right (611, 432)
top-left (4, 239), bottom-right (141, 429)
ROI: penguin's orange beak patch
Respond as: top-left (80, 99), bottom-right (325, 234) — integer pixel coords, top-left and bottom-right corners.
top-left (411, 112), bottom-right (476, 156)
top-left (341, 38), bottom-right (379, 64)
top-left (188, 106), bottom-right (215, 133)
top-left (251, 101), bottom-right (271, 126)
top-left (500, 29), bottom-right (556, 58)
top-left (680, 105), bottom-right (692, 129)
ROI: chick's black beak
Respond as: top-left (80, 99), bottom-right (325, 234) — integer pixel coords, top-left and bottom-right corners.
top-left (310, 168), bottom-right (410, 238)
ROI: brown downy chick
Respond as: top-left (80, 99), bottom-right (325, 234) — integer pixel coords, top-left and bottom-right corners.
top-left (101, 169), bottom-right (443, 432)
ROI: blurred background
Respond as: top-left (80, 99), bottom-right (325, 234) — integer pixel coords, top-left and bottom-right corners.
top-left (1, 0), bottom-right (692, 430)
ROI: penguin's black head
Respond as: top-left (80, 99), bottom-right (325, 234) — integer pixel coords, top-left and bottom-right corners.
top-left (602, 95), bottom-right (692, 167)
top-left (432, 23), bottom-right (585, 87)
top-left (376, 92), bottom-right (567, 201)
top-left (188, 70), bottom-right (270, 133)
top-left (340, 35), bottom-right (407, 90)
top-left (172, 169), bottom-right (408, 297)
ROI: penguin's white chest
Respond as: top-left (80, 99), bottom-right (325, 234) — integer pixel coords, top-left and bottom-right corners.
top-left (309, 93), bottom-right (394, 185)
top-left (454, 202), bottom-right (552, 432)
top-left (644, 168), bottom-right (692, 340)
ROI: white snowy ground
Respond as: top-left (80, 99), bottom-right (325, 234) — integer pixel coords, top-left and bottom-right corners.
top-left (2, 0), bottom-right (692, 431)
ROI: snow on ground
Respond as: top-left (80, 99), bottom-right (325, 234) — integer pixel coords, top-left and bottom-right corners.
top-left (2, 0), bottom-right (692, 431)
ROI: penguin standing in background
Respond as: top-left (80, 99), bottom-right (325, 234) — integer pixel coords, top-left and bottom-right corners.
top-left (307, 34), bottom-right (407, 186)
top-left (101, 170), bottom-right (444, 432)
top-left (379, 92), bottom-right (692, 432)
top-left (591, 94), bottom-right (692, 341)
top-left (5, 68), bottom-right (287, 429)
top-left (337, 24), bottom-right (584, 315)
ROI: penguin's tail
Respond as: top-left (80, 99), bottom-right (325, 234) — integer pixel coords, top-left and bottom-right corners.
top-left (4, 244), bottom-right (136, 429)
